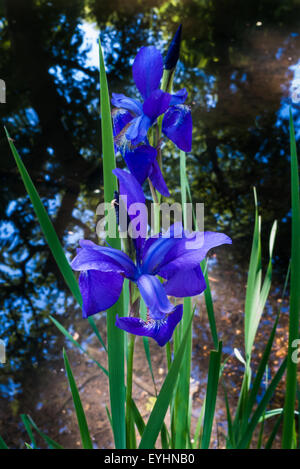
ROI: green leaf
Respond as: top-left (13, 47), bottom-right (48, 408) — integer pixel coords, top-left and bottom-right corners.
top-left (282, 108), bottom-right (300, 448)
top-left (26, 415), bottom-right (63, 449)
top-left (131, 398), bottom-right (146, 437)
top-left (244, 187), bottom-right (262, 360)
top-left (265, 414), bottom-right (283, 449)
top-left (140, 299), bottom-right (157, 395)
top-left (4, 127), bottom-right (82, 307)
top-left (87, 317), bottom-right (107, 353)
top-left (21, 414), bottom-right (37, 449)
top-left (184, 168), bottom-right (218, 348)
top-left (222, 381), bottom-right (235, 448)
top-left (0, 436), bottom-right (8, 449)
top-left (50, 315), bottom-right (108, 376)
top-left (192, 399), bottom-right (206, 449)
top-left (244, 314), bottom-right (279, 424)
top-left (237, 358), bottom-right (287, 448)
top-left (201, 341), bottom-right (223, 449)
top-left (139, 309), bottom-right (195, 449)
top-left (174, 297), bottom-right (192, 449)
top-left (63, 348), bottom-right (93, 449)
top-left (98, 37), bottom-right (126, 449)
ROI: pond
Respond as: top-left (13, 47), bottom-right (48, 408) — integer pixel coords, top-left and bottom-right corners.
top-left (0, 0), bottom-right (299, 448)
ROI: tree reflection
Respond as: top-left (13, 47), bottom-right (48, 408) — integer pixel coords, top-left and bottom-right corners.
top-left (0, 0), bottom-right (299, 380)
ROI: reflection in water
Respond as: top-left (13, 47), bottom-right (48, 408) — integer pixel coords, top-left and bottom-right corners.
top-left (0, 0), bottom-right (299, 447)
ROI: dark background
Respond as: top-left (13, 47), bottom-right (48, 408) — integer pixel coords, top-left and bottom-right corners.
top-left (0, 0), bottom-right (299, 442)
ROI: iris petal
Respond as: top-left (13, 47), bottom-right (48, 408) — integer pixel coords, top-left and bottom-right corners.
top-left (158, 231), bottom-right (232, 278)
top-left (170, 88), bottom-right (188, 106)
top-left (162, 104), bottom-right (192, 152)
top-left (115, 304), bottom-right (183, 347)
top-left (112, 108), bottom-right (133, 138)
top-left (141, 235), bottom-right (181, 275)
top-left (125, 115), bottom-right (152, 144)
top-left (71, 240), bottom-right (136, 279)
top-left (148, 160), bottom-right (170, 197)
top-left (113, 168), bottom-right (146, 215)
top-left (113, 168), bottom-right (147, 252)
top-left (132, 46), bottom-right (163, 99)
top-left (143, 89), bottom-right (171, 120)
top-left (136, 274), bottom-right (174, 320)
top-left (163, 265), bottom-right (206, 297)
top-left (111, 93), bottom-right (143, 116)
top-left (79, 270), bottom-right (124, 318)
top-left (124, 145), bottom-right (157, 185)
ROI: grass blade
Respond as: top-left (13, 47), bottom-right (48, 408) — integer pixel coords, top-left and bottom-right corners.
top-left (63, 348), bottom-right (93, 449)
top-left (4, 127), bottom-right (82, 307)
top-left (237, 358), bottom-right (287, 448)
top-left (222, 381), bottom-right (235, 448)
top-left (131, 398), bottom-right (146, 438)
top-left (26, 415), bottom-right (63, 449)
top-left (99, 37), bottom-right (126, 449)
top-left (265, 414), bottom-right (283, 449)
top-left (87, 317), bottom-right (107, 353)
top-left (0, 436), bottom-right (8, 449)
top-left (139, 309), bottom-right (194, 449)
top-left (244, 313), bottom-right (279, 423)
top-left (201, 341), bottom-right (223, 449)
top-left (49, 315), bottom-right (108, 376)
top-left (140, 299), bottom-right (157, 395)
top-left (174, 297), bottom-right (192, 448)
top-left (184, 169), bottom-right (218, 348)
top-left (21, 414), bottom-right (37, 449)
top-left (244, 187), bottom-right (261, 360)
top-left (282, 108), bottom-right (300, 448)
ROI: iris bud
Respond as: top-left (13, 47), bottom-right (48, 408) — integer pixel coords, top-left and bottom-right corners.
top-left (164, 24), bottom-right (182, 70)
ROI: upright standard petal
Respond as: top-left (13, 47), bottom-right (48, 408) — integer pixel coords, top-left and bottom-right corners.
top-left (162, 104), bottom-right (192, 152)
top-left (115, 304), bottom-right (183, 347)
top-left (141, 234), bottom-right (182, 275)
top-left (143, 89), bottom-right (171, 120)
top-left (136, 274), bottom-right (174, 320)
top-left (124, 145), bottom-right (157, 185)
top-left (79, 270), bottom-right (124, 318)
top-left (132, 46), bottom-right (163, 99)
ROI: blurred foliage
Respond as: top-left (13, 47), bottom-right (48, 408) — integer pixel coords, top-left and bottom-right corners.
top-left (0, 0), bottom-right (299, 377)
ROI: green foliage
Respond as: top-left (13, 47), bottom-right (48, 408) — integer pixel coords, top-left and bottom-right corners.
top-left (98, 37), bottom-right (126, 449)
top-left (63, 349), bottom-right (93, 449)
top-left (282, 110), bottom-right (300, 448)
top-left (139, 310), bottom-right (195, 449)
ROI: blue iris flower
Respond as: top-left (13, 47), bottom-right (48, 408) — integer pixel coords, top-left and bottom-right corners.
top-left (71, 170), bottom-right (231, 346)
top-left (112, 46), bottom-right (192, 152)
top-left (111, 46), bottom-right (192, 198)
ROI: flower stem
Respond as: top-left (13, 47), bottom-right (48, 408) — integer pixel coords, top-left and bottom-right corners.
top-left (125, 334), bottom-right (136, 448)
